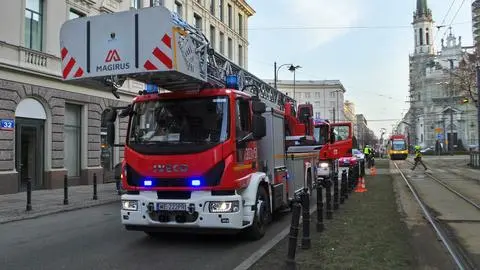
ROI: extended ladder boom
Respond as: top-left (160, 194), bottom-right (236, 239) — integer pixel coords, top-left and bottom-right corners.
top-left (60, 5), bottom-right (295, 110)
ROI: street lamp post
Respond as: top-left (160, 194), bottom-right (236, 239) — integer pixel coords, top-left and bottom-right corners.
top-left (274, 62), bottom-right (301, 90)
top-left (288, 64), bottom-right (301, 99)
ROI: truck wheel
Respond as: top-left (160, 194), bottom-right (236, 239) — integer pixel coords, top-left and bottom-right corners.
top-left (245, 186), bottom-right (270, 240)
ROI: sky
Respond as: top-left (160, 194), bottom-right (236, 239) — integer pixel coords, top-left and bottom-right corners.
top-left (246, 0), bottom-right (474, 138)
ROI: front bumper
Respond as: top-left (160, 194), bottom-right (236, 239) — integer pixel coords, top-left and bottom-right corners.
top-left (120, 191), bottom-right (254, 230)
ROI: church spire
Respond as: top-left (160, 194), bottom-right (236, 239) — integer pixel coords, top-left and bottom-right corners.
top-left (417, 0), bottom-right (428, 16)
top-left (414, 0), bottom-right (432, 22)
top-left (412, 0), bottom-right (435, 55)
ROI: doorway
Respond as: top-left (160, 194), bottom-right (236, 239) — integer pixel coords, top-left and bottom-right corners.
top-left (15, 117), bottom-right (45, 191)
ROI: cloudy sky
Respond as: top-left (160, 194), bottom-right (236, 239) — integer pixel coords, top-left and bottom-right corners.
top-left (246, 0), bottom-right (474, 138)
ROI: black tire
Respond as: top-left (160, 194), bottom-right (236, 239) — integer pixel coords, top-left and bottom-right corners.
top-left (244, 186), bottom-right (270, 241)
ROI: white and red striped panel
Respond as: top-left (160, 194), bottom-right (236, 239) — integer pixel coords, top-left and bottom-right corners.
top-left (143, 34), bottom-right (173, 71)
top-left (61, 47), bottom-right (84, 79)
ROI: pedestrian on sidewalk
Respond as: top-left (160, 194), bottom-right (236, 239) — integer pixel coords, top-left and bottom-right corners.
top-left (411, 145), bottom-right (427, 171)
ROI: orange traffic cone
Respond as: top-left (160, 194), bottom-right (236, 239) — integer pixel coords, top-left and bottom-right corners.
top-left (354, 176), bottom-right (367, 193)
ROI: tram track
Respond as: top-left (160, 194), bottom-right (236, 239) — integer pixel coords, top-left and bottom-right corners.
top-left (393, 161), bottom-right (478, 270)
top-left (404, 160), bottom-right (480, 211)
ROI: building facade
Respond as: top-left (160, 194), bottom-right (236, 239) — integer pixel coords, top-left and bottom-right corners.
top-left (400, 0), bottom-right (478, 151)
top-left (266, 79), bottom-right (346, 122)
top-left (0, 0), bottom-right (253, 195)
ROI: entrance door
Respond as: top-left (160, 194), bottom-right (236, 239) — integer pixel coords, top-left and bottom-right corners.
top-left (15, 117), bottom-right (44, 191)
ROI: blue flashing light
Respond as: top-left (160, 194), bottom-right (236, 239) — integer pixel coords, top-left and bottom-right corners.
top-left (191, 179), bottom-right (201, 187)
top-left (225, 75), bottom-right (239, 90)
top-left (143, 180), bottom-right (153, 186)
top-left (144, 84), bottom-right (159, 93)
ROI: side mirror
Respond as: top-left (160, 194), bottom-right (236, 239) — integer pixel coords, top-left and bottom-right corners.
top-left (252, 114), bottom-right (266, 139)
top-left (252, 100), bottom-right (266, 114)
top-left (107, 122), bottom-right (115, 146)
top-left (102, 108), bottom-right (117, 124)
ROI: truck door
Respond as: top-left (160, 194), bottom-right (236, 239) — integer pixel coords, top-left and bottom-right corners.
top-left (330, 123), bottom-right (352, 159)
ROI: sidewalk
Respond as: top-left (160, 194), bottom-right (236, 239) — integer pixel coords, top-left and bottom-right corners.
top-left (0, 183), bottom-right (120, 224)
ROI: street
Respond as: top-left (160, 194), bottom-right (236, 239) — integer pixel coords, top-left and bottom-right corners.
top-left (0, 200), bottom-right (298, 270)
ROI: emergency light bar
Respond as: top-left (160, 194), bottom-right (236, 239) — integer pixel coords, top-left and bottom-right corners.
top-left (144, 84), bottom-right (159, 93)
top-left (225, 75), bottom-right (239, 90)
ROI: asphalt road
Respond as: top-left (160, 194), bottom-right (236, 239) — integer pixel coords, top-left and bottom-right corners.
top-left (0, 198), bottom-right (309, 270)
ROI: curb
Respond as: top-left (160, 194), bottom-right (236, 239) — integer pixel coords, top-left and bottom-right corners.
top-left (233, 203), bottom-right (318, 270)
top-left (0, 198), bottom-right (120, 225)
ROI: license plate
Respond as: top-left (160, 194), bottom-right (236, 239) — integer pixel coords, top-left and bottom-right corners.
top-left (156, 202), bottom-right (186, 211)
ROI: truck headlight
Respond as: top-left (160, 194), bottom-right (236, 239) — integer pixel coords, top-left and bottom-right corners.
top-left (208, 201), bottom-right (240, 213)
top-left (319, 162), bottom-right (329, 168)
top-left (122, 200), bottom-right (138, 211)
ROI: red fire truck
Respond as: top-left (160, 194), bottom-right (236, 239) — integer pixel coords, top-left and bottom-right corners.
top-left (312, 118), bottom-right (354, 180)
top-left (60, 6), bottom-right (319, 240)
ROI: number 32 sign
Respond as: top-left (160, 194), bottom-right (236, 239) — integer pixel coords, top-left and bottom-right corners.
top-left (0, 119), bottom-right (15, 131)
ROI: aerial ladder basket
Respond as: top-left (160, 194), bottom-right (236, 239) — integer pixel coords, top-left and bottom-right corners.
top-left (59, 5), bottom-right (295, 111)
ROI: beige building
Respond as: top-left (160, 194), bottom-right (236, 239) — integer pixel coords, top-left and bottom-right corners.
top-left (0, 0), bottom-right (254, 195)
top-left (265, 79), bottom-right (346, 122)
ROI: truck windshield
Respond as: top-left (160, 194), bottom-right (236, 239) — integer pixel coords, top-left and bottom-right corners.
top-left (127, 96), bottom-right (229, 154)
top-left (392, 140), bottom-right (406, 150)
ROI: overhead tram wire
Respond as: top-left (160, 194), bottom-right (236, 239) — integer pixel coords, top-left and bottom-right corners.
top-left (248, 21), bottom-right (471, 31)
top-left (449, 0), bottom-right (467, 27)
top-left (434, 0), bottom-right (457, 44)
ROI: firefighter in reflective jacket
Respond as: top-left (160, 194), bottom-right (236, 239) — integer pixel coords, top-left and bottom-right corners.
top-left (411, 145), bottom-right (427, 170)
top-left (364, 145), bottom-right (374, 168)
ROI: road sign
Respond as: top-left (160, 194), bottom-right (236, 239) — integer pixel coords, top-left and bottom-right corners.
top-left (436, 133), bottom-right (444, 140)
top-left (434, 128), bottom-right (442, 133)
top-left (0, 119), bottom-right (15, 131)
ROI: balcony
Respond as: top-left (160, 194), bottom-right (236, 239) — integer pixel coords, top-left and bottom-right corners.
top-left (0, 40), bottom-right (142, 95)
top-left (0, 41), bottom-right (62, 77)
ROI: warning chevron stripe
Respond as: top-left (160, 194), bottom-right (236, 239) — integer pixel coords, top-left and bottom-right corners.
top-left (61, 47), bottom-right (84, 79)
top-left (143, 34), bottom-right (173, 71)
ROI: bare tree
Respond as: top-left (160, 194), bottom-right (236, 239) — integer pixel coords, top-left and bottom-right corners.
top-left (452, 52), bottom-right (479, 107)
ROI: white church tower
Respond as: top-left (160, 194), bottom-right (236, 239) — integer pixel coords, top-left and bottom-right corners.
top-left (413, 0), bottom-right (435, 55)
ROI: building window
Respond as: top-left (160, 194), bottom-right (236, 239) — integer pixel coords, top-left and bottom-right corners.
top-left (228, 37), bottom-right (232, 59)
top-left (219, 0), bottom-right (224, 21)
top-left (150, 0), bottom-right (164, 7)
top-left (315, 112), bottom-right (321, 119)
top-left (194, 13), bottom-right (202, 31)
top-left (329, 91), bottom-right (335, 98)
top-left (25, 0), bottom-right (43, 51)
top-left (314, 101), bottom-right (321, 107)
top-left (238, 44), bottom-right (243, 67)
top-left (238, 13), bottom-right (243, 36)
top-left (210, 0), bottom-right (215, 16)
top-left (304, 92), bottom-right (311, 98)
top-left (175, 1), bottom-right (183, 18)
top-left (69, 9), bottom-right (85, 20)
top-left (65, 104), bottom-right (82, 177)
top-left (426, 28), bottom-right (430, 45)
top-left (315, 92), bottom-right (321, 98)
top-left (419, 28), bottom-right (424, 45)
top-left (210, 25), bottom-right (216, 49)
top-left (130, 0), bottom-right (140, 9)
top-left (219, 32), bottom-right (225, 54)
top-left (227, 4), bottom-right (232, 28)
